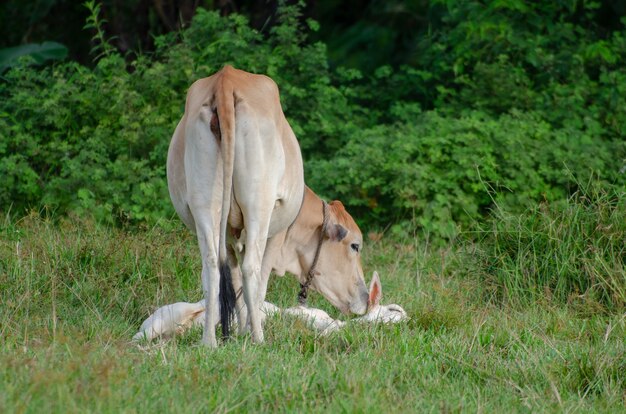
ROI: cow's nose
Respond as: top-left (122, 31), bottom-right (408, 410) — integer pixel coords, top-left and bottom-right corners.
top-left (349, 290), bottom-right (368, 315)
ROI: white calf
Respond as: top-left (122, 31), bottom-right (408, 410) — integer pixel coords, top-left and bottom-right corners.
top-left (286, 271), bottom-right (408, 334)
top-left (133, 272), bottom-right (407, 342)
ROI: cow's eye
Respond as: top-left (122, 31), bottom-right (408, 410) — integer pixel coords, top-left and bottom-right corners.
top-left (350, 243), bottom-right (360, 253)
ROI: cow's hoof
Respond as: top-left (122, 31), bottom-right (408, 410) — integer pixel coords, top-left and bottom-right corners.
top-left (200, 336), bottom-right (218, 348)
top-left (251, 331), bottom-right (265, 344)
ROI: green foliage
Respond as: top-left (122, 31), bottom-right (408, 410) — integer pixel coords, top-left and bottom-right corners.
top-left (83, 0), bottom-right (116, 60)
top-left (1, 1), bottom-right (625, 237)
top-left (0, 55), bottom-right (175, 224)
top-left (0, 41), bottom-right (68, 74)
top-left (306, 0), bottom-right (626, 236)
top-left (308, 109), bottom-right (618, 240)
top-left (0, 3), bottom-right (352, 224)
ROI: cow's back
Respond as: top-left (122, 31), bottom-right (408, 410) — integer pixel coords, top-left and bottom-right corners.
top-left (167, 66), bottom-right (304, 237)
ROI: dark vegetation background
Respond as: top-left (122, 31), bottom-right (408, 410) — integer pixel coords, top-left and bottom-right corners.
top-left (1, 0), bottom-right (625, 239)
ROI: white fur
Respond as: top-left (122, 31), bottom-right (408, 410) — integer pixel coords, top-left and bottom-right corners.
top-left (132, 300), bottom-right (205, 341)
top-left (282, 306), bottom-right (346, 335)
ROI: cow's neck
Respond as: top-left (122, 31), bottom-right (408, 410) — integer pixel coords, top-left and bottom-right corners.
top-left (275, 186), bottom-right (325, 281)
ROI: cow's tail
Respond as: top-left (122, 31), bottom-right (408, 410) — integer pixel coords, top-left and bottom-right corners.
top-left (215, 74), bottom-right (237, 340)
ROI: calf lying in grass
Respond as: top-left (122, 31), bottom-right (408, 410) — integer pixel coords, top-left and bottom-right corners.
top-left (282, 271), bottom-right (407, 335)
top-left (133, 271), bottom-right (407, 342)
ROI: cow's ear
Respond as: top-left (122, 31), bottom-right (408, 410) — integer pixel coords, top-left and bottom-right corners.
top-left (326, 223), bottom-right (347, 242)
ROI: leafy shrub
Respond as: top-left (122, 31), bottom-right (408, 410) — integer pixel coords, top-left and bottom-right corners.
top-left (0, 1), bottom-right (624, 238)
top-left (0, 55), bottom-right (175, 223)
top-left (308, 109), bottom-right (619, 239)
top-left (416, 1), bottom-right (626, 147)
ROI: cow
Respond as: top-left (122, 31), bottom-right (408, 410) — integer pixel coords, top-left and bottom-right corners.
top-left (167, 65), bottom-right (368, 347)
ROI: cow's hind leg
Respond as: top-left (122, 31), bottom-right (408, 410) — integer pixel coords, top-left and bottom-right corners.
top-left (184, 108), bottom-right (226, 347)
top-left (193, 213), bottom-right (221, 348)
top-left (231, 101), bottom-right (281, 343)
top-left (241, 224), bottom-right (270, 343)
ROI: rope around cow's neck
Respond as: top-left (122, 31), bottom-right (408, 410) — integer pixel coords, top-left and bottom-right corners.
top-left (298, 199), bottom-right (328, 306)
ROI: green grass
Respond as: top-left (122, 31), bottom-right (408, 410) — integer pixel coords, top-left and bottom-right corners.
top-left (471, 186), bottom-right (626, 311)
top-left (1, 202), bottom-right (625, 413)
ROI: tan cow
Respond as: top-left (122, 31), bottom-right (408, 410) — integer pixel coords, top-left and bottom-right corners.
top-left (167, 65), bottom-right (368, 347)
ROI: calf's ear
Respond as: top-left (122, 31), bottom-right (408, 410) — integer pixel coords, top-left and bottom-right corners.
top-left (368, 271), bottom-right (382, 308)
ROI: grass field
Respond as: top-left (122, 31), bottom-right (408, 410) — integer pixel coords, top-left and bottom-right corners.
top-left (1, 193), bottom-right (625, 413)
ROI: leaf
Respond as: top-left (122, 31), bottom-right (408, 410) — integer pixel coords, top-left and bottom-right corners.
top-left (0, 42), bottom-right (68, 72)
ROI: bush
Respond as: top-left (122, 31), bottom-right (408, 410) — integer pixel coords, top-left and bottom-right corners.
top-left (0, 55), bottom-right (175, 223)
top-left (1, 2), bottom-right (624, 238)
top-left (307, 109), bottom-right (620, 239)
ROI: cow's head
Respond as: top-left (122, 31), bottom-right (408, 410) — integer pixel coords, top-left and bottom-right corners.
top-left (309, 200), bottom-right (369, 315)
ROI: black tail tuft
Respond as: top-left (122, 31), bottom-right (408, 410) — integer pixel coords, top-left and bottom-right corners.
top-left (219, 262), bottom-right (236, 340)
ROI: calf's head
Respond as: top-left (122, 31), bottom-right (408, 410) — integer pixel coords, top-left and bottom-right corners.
top-left (309, 200), bottom-right (369, 315)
